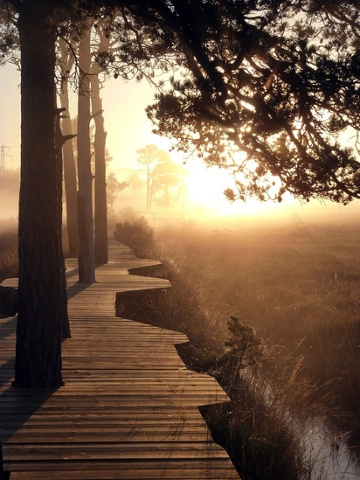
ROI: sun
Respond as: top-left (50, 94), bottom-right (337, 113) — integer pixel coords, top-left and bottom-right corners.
top-left (184, 160), bottom-right (243, 212)
top-left (183, 158), bottom-right (296, 219)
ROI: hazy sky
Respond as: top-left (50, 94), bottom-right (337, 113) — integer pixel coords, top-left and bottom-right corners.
top-left (0, 63), bottom-right (160, 169)
top-left (0, 61), bottom-right (262, 216)
top-left (1, 62), bottom-right (359, 222)
top-left (0, 64), bottom-right (20, 169)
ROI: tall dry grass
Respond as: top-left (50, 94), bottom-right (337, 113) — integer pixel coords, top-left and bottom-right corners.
top-left (155, 221), bottom-right (360, 448)
top-left (0, 230), bottom-right (18, 283)
top-left (0, 224), bottom-right (75, 285)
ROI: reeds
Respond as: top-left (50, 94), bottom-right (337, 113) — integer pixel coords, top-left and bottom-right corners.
top-left (0, 231), bottom-right (18, 283)
top-left (155, 221), bottom-right (360, 444)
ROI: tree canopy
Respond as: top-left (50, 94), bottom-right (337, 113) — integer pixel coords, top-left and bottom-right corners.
top-left (140, 0), bottom-right (360, 204)
top-left (5, 0), bottom-right (358, 205)
top-left (136, 144), bottom-right (186, 208)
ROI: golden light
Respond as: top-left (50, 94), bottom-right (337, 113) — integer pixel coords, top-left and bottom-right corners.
top-left (183, 158), bottom-right (288, 218)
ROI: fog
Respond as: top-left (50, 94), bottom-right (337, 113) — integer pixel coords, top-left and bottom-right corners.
top-left (0, 167), bottom-right (19, 227)
top-left (2, 167), bottom-right (360, 233)
top-left (109, 194), bottom-right (360, 232)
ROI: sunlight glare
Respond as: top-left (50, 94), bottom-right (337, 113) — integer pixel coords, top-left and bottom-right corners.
top-left (184, 159), bottom-right (284, 218)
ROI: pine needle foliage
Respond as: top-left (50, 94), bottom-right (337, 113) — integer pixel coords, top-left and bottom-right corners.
top-left (224, 315), bottom-right (264, 369)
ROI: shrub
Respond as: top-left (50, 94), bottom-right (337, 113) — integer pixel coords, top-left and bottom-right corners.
top-left (113, 216), bottom-right (156, 258)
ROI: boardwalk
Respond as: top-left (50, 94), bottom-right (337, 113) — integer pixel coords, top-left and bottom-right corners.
top-left (0, 241), bottom-right (238, 479)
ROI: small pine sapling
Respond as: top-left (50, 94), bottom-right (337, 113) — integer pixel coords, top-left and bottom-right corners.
top-left (223, 315), bottom-right (264, 375)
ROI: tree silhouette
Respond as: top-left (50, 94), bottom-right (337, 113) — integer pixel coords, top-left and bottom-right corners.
top-left (10, 1), bottom-right (70, 387)
top-left (136, 144), bottom-right (169, 209)
top-left (77, 20), bottom-right (95, 283)
top-left (91, 20), bottom-right (112, 265)
top-left (136, 145), bottom-right (186, 209)
top-left (150, 155), bottom-right (187, 208)
top-left (58, 37), bottom-right (79, 257)
top-left (143, 1), bottom-right (360, 205)
top-left (106, 171), bottom-right (128, 212)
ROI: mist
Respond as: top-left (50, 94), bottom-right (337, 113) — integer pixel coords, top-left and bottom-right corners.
top-left (109, 189), bottom-right (360, 232)
top-left (0, 167), bottom-right (19, 225)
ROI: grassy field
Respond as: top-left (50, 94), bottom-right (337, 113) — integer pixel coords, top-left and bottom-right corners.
top-left (0, 229), bottom-right (18, 283)
top-left (153, 220), bottom-right (360, 445)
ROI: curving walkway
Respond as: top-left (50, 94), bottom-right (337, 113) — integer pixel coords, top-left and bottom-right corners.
top-left (0, 240), bottom-right (238, 479)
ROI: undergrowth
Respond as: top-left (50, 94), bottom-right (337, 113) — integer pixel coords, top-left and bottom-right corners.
top-left (114, 216), bottom-right (156, 258)
top-left (0, 230), bottom-right (18, 283)
top-left (155, 221), bottom-right (360, 441)
top-left (0, 227), bottom-right (72, 284)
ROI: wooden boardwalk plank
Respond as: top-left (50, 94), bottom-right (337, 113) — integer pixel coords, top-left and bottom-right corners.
top-left (0, 241), bottom-right (238, 479)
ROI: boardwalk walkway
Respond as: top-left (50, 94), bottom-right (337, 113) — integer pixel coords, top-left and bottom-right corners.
top-left (0, 240), bottom-right (238, 479)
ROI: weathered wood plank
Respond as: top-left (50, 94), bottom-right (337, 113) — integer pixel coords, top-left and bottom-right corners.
top-left (4, 443), bottom-right (231, 464)
top-left (7, 461), bottom-right (237, 480)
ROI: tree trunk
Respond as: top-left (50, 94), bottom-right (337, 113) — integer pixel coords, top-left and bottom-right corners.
top-left (91, 73), bottom-right (108, 265)
top-left (58, 51), bottom-right (79, 257)
top-left (55, 102), bottom-right (72, 341)
top-left (14, 11), bottom-right (68, 388)
top-left (77, 26), bottom-right (95, 283)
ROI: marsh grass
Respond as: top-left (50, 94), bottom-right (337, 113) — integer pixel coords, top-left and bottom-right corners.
top-left (155, 221), bottom-right (360, 450)
top-left (0, 227), bottom-right (72, 285)
top-left (200, 395), bottom-right (306, 480)
top-left (0, 231), bottom-right (18, 283)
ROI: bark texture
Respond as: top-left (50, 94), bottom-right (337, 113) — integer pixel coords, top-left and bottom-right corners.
top-left (58, 42), bottom-right (79, 257)
top-left (15, 11), bottom-right (68, 388)
top-left (55, 104), bottom-right (71, 341)
top-left (91, 73), bottom-right (108, 265)
top-left (77, 26), bottom-right (96, 283)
